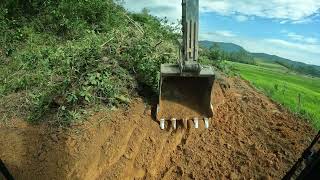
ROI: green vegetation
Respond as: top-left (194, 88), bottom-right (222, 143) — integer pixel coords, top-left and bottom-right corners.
top-left (229, 61), bottom-right (320, 129)
top-left (0, 0), bottom-right (178, 124)
top-left (199, 41), bottom-right (320, 129)
top-left (201, 41), bottom-right (320, 78)
top-left (253, 53), bottom-right (320, 77)
top-left (200, 42), bottom-right (256, 65)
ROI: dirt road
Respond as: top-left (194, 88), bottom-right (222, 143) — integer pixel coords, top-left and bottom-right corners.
top-left (0, 76), bottom-right (316, 179)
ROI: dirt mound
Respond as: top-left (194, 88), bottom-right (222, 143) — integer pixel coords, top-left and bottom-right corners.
top-left (0, 75), bottom-right (316, 179)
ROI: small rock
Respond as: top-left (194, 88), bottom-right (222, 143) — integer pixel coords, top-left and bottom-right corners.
top-left (272, 110), bottom-right (281, 114)
top-left (145, 109), bottom-right (152, 116)
top-left (149, 137), bottom-right (155, 143)
top-left (225, 143), bottom-right (232, 149)
top-left (115, 95), bottom-right (130, 104)
top-left (69, 140), bottom-right (77, 147)
top-left (239, 166), bottom-right (247, 173)
top-left (188, 173), bottom-right (195, 179)
top-left (83, 134), bottom-right (90, 141)
top-left (284, 151), bottom-right (289, 156)
top-left (242, 96), bottom-right (249, 102)
top-left (261, 175), bottom-right (272, 180)
top-left (124, 153), bottom-right (131, 159)
top-left (38, 152), bottom-right (46, 162)
top-left (250, 143), bottom-right (258, 151)
top-left (57, 160), bottom-right (64, 168)
top-left (50, 134), bottom-right (59, 142)
top-left (229, 172), bottom-right (239, 180)
top-left (267, 159), bottom-right (273, 167)
top-left (200, 160), bottom-right (208, 167)
top-left (183, 149), bottom-right (193, 156)
top-left (176, 166), bottom-right (184, 176)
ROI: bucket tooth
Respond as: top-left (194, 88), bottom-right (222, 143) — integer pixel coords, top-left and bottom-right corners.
top-left (194, 117), bottom-right (199, 129)
top-left (160, 119), bottom-right (165, 130)
top-left (204, 118), bottom-right (209, 129)
top-left (172, 118), bottom-right (177, 130)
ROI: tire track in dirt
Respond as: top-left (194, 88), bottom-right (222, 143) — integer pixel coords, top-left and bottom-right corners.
top-left (121, 127), bottom-right (148, 180)
top-left (151, 129), bottom-right (186, 178)
top-left (99, 125), bottom-right (137, 168)
top-left (98, 126), bottom-right (147, 179)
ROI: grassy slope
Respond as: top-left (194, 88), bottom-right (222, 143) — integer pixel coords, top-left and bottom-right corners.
top-left (229, 61), bottom-right (320, 129)
top-left (0, 1), bottom-right (178, 124)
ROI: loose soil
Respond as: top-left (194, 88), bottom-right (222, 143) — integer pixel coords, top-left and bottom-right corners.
top-left (159, 76), bottom-right (213, 120)
top-left (0, 75), bottom-right (316, 180)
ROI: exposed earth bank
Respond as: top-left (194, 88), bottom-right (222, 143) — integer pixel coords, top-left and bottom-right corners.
top-left (0, 75), bottom-right (316, 180)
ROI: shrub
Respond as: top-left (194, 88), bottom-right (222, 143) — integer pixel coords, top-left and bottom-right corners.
top-left (0, 0), bottom-right (178, 124)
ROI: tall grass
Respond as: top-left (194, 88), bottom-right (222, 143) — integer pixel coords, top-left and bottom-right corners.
top-left (230, 61), bottom-right (320, 129)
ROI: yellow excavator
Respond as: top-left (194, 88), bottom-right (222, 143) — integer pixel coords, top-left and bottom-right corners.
top-left (156, 0), bottom-right (215, 130)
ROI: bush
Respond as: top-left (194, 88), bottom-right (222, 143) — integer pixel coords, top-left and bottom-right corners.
top-left (0, 0), bottom-right (178, 124)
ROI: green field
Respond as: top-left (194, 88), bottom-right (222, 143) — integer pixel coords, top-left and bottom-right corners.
top-left (229, 61), bottom-right (320, 129)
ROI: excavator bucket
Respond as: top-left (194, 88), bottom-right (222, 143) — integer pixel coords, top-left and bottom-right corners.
top-left (156, 0), bottom-right (215, 129)
top-left (157, 64), bottom-right (215, 129)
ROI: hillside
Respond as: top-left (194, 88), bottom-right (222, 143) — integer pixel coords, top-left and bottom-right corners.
top-left (229, 61), bottom-right (320, 128)
top-left (0, 0), bottom-right (178, 124)
top-left (251, 53), bottom-right (290, 62)
top-left (200, 40), bottom-right (246, 53)
top-left (252, 53), bottom-right (320, 77)
top-left (200, 41), bottom-right (320, 77)
top-left (200, 41), bottom-right (255, 65)
top-left (0, 76), bottom-right (316, 179)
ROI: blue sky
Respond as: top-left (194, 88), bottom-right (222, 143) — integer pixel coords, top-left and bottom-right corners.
top-left (122, 0), bottom-right (320, 66)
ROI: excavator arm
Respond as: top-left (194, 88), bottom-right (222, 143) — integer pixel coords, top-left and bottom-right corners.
top-left (157, 0), bottom-right (215, 130)
top-left (180, 0), bottom-right (201, 73)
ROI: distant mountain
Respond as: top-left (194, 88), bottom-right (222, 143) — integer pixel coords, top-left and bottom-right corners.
top-left (200, 40), bottom-right (255, 64)
top-left (252, 53), bottom-right (320, 77)
top-left (200, 40), bottom-right (245, 53)
top-left (200, 40), bottom-right (320, 77)
top-left (251, 53), bottom-right (290, 62)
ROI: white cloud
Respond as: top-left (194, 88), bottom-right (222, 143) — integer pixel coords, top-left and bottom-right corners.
top-left (291, 18), bottom-right (314, 24)
top-left (214, 30), bottom-right (237, 37)
top-left (201, 1), bottom-right (230, 15)
top-left (235, 15), bottom-right (248, 22)
top-left (264, 39), bottom-right (320, 54)
top-left (200, 0), bottom-right (320, 22)
top-left (261, 38), bottom-right (320, 65)
top-left (122, 0), bottom-right (320, 23)
top-left (284, 32), bottom-right (318, 44)
top-left (280, 20), bottom-right (289, 24)
top-left (305, 38), bottom-right (318, 44)
top-left (287, 33), bottom-right (305, 41)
